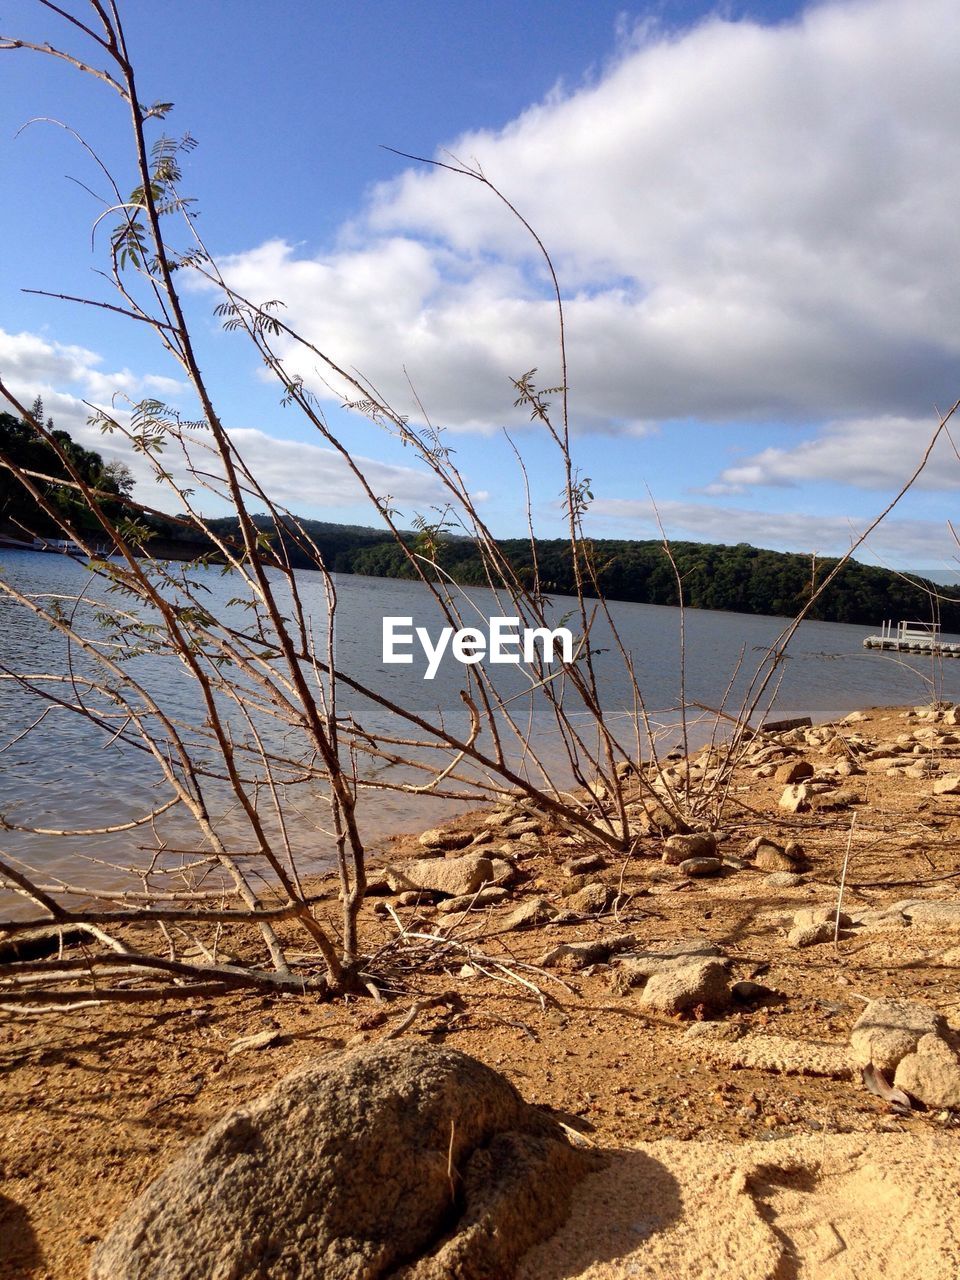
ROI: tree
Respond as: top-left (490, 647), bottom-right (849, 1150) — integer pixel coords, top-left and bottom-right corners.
top-left (0, 1), bottom-right (956, 1010)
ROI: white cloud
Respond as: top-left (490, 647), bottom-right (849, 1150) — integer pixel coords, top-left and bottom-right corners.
top-left (215, 0), bottom-right (960, 436)
top-left (716, 416), bottom-right (960, 492)
top-left (588, 496), bottom-right (960, 565)
top-left (0, 325), bottom-right (445, 518)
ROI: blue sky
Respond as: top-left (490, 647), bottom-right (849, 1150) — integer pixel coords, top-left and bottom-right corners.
top-left (2, 0), bottom-right (959, 572)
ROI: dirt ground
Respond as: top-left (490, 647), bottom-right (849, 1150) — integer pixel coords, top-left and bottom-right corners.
top-left (2, 704), bottom-right (960, 1279)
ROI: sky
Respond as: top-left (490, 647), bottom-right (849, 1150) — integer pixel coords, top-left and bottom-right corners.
top-left (2, 0), bottom-right (959, 573)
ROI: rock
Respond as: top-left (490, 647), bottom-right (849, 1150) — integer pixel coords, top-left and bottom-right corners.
top-left (897, 900), bottom-right (960, 930)
top-left (397, 890), bottom-right (438, 907)
top-left (731, 979), bottom-right (776, 1003)
top-left (850, 906), bottom-right (910, 932)
top-left (564, 882), bottom-right (615, 914)
top-left (775, 759), bottom-right (814, 784)
top-left (787, 921), bottom-right (835, 948)
top-left (812, 787), bottom-right (862, 811)
top-left (540, 934), bottom-right (636, 971)
top-left (678, 856), bottom-right (723, 877)
top-left (748, 836), bottom-right (807, 872)
top-left (562, 852), bottom-right (608, 877)
top-left (227, 1030), bottom-right (284, 1057)
top-left (91, 1042), bottom-right (594, 1280)
top-left (386, 854), bottom-right (494, 898)
top-left (617, 938), bottom-right (726, 985)
top-left (841, 710), bottom-right (868, 723)
top-left (501, 819), bottom-right (542, 839)
top-left (904, 761), bottom-right (938, 779)
top-left (833, 759), bottom-right (862, 778)
top-left (487, 856), bottom-right (522, 886)
top-left (793, 906), bottom-right (851, 930)
top-left (635, 804), bottom-right (688, 836)
top-left (662, 832), bottom-right (718, 865)
top-left (436, 886), bottom-right (509, 914)
top-left (501, 897), bottom-right (558, 930)
top-left (639, 959), bottom-right (731, 1015)
top-left (778, 783), bottom-right (810, 813)
top-left (933, 776), bottom-right (960, 795)
top-left (850, 998), bottom-right (947, 1073)
top-left (764, 871), bottom-right (804, 888)
top-left (753, 845), bottom-right (797, 873)
top-left (418, 828), bottom-right (473, 851)
top-left (893, 1033), bottom-right (960, 1109)
top-left (683, 1020), bottom-right (744, 1042)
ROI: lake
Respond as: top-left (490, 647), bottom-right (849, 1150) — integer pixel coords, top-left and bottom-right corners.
top-left (1, 549), bottom-right (956, 897)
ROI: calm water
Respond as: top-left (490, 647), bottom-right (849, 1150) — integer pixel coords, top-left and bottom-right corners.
top-left (1, 549), bottom-right (956, 896)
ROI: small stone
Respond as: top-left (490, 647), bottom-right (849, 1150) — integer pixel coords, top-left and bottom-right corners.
top-left (787, 921), bottom-right (835, 948)
top-left (397, 889), bottom-right (438, 907)
top-left (662, 832), bottom-right (718, 865)
top-left (778, 783), bottom-right (810, 813)
top-left (794, 906), bottom-right (851, 930)
top-left (775, 760), bottom-right (815, 784)
top-left (502, 897), bottom-right (559, 930)
top-left (564, 882), bottom-right (615, 914)
top-left (683, 1021), bottom-right (744, 1042)
top-left (562, 852), bottom-right (608, 877)
top-left (933, 776), bottom-right (960, 795)
top-left (502, 820), bottom-right (542, 838)
top-left (487, 856), bottom-right (522, 886)
top-left (678, 856), bottom-right (723, 877)
top-left (436, 886), bottom-right (510, 914)
top-left (765, 871), bottom-right (804, 888)
top-left (750, 841), bottom-right (797, 873)
top-left (850, 998), bottom-right (946, 1073)
top-left (893, 1033), bottom-right (960, 1109)
top-left (812, 787), bottom-right (862, 811)
top-left (418, 828), bottom-right (473, 851)
top-left (227, 1030), bottom-right (283, 1057)
top-left (639, 959), bottom-right (731, 1015)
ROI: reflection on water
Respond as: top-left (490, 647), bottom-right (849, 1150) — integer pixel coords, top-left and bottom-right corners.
top-left (1, 549), bottom-right (956, 895)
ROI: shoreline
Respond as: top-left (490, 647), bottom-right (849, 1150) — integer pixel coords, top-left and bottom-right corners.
top-left (3, 701), bottom-right (960, 1278)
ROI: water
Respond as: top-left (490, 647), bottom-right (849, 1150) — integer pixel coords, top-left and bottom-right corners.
top-left (1, 549), bottom-right (956, 899)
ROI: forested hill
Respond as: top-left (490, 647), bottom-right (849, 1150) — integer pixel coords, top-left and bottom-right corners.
top-left (1, 410), bottom-right (953, 629)
top-left (206, 511), bottom-right (955, 631)
top-left (337, 533), bottom-right (957, 629)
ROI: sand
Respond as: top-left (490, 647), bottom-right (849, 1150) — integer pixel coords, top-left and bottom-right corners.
top-left (520, 1132), bottom-right (960, 1279)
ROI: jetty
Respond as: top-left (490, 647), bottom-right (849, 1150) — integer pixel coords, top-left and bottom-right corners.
top-left (863, 620), bottom-right (960, 657)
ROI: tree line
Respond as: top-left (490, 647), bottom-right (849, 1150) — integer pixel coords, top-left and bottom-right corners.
top-left (2, 414), bottom-right (953, 629)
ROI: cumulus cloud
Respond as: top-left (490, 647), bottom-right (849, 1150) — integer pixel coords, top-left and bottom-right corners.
top-left (0, 326), bottom-right (445, 518)
top-left (715, 416), bottom-right (960, 492)
top-left (216, 0), bottom-right (960, 443)
top-left (588, 496), bottom-right (959, 565)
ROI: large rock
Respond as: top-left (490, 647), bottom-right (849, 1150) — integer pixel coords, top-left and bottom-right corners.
top-left (775, 759), bottom-right (814, 784)
top-left (850, 998), bottom-right (947, 1074)
top-left (897, 900), bottom-right (960, 930)
top-left (662, 832), bottom-right (718, 865)
top-left (638, 959), bottom-right (731, 1015)
top-left (418, 827), bottom-right (473, 850)
top-left (386, 853), bottom-right (493, 897)
top-left (894, 1034), bottom-right (960, 1108)
top-left (778, 783), bottom-right (810, 813)
top-left (90, 1042), bottom-right (594, 1280)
